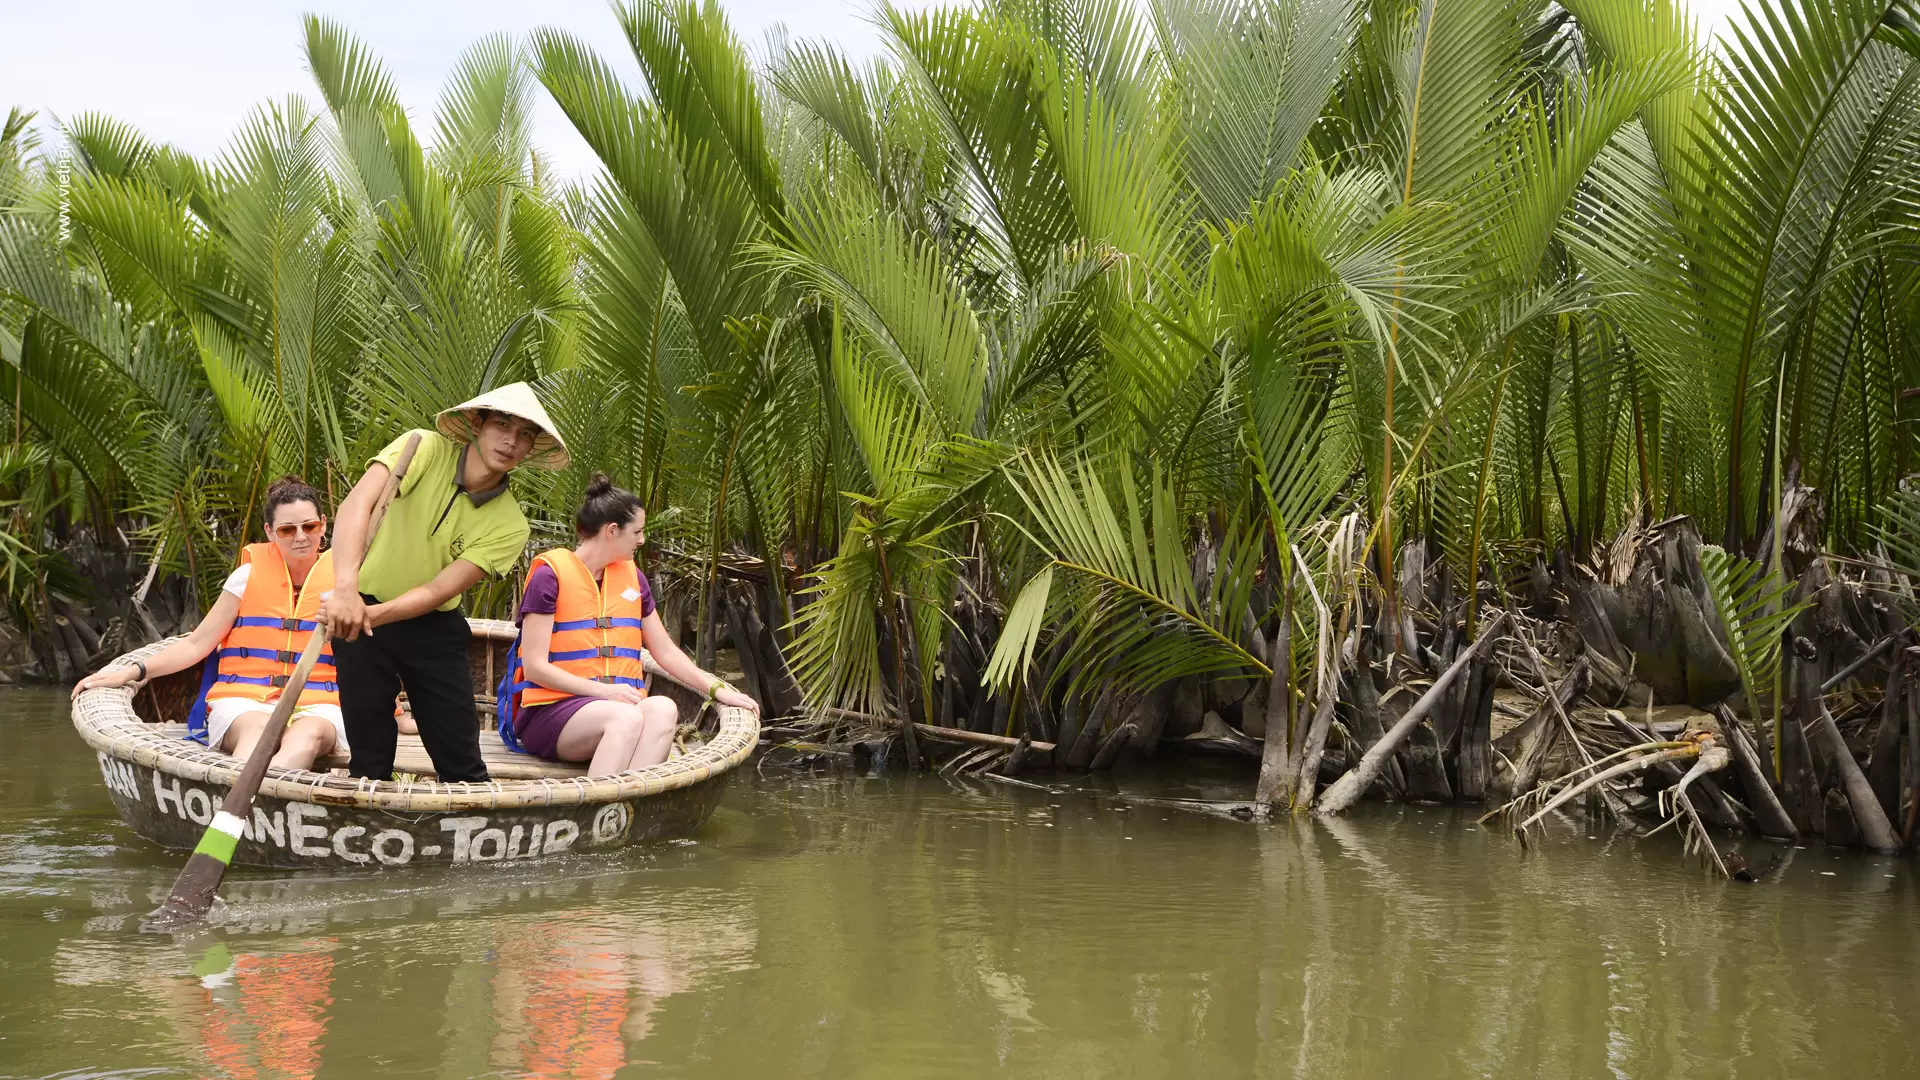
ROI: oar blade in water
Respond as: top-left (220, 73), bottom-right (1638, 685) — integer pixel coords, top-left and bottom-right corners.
top-left (143, 852), bottom-right (234, 929)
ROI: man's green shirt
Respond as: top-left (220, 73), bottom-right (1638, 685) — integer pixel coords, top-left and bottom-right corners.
top-left (356, 429), bottom-right (529, 609)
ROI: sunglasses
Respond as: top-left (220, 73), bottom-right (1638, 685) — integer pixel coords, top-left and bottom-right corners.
top-left (273, 520), bottom-right (326, 540)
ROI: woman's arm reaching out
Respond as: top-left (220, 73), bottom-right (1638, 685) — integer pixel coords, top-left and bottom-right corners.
top-left (640, 611), bottom-right (760, 715)
top-left (73, 591), bottom-right (242, 697)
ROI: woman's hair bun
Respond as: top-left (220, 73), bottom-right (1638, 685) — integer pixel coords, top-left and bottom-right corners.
top-left (575, 473), bottom-right (644, 539)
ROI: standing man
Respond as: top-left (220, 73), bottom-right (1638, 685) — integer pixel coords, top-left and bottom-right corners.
top-left (324, 383), bottom-right (570, 782)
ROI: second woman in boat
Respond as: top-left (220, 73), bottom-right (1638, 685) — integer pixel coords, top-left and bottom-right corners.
top-left (501, 475), bottom-right (759, 775)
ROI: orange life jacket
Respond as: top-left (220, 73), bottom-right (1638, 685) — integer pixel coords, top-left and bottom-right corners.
top-left (205, 543), bottom-right (339, 708)
top-left (512, 548), bottom-right (649, 710)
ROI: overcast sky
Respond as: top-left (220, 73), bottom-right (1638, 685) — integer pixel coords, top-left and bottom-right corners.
top-left (3, 0), bottom-right (1750, 181)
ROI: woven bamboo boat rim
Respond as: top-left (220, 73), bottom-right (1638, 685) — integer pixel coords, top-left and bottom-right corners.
top-left (72, 618), bottom-right (758, 812)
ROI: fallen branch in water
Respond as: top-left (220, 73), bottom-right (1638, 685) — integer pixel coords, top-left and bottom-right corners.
top-left (1515, 740), bottom-right (1707, 832)
top-left (1714, 704), bottom-right (1798, 841)
top-left (1315, 612), bottom-right (1510, 815)
top-left (816, 706), bottom-right (1058, 754)
top-left (1665, 741), bottom-right (1734, 877)
top-left (1820, 634), bottom-right (1899, 693)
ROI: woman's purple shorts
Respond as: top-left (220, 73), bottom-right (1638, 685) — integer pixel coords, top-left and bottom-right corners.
top-left (514, 696), bottom-right (594, 759)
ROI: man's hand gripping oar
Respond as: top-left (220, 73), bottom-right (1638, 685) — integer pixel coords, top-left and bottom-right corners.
top-left (145, 433), bottom-right (422, 930)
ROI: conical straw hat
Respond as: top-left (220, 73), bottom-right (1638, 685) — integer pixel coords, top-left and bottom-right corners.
top-left (435, 382), bottom-right (570, 471)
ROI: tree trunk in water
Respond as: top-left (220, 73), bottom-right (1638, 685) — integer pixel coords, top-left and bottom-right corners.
top-left (1867, 654), bottom-right (1904, 823)
top-left (1823, 788), bottom-right (1861, 848)
top-left (53, 598), bottom-right (102, 656)
top-left (1063, 689), bottom-right (1110, 768)
top-left (1253, 600), bottom-right (1294, 806)
top-left (1504, 656), bottom-right (1589, 797)
top-left (1455, 657), bottom-right (1496, 802)
top-left (1797, 654), bottom-right (1901, 851)
top-left (1316, 613), bottom-right (1508, 814)
top-left (1001, 734), bottom-right (1035, 776)
top-left (723, 592), bottom-right (771, 710)
top-left (1777, 687), bottom-right (1823, 836)
top-left (1400, 717), bottom-right (1452, 803)
top-left (988, 686), bottom-right (1013, 741)
top-left (1125, 681), bottom-right (1176, 756)
top-left (29, 621), bottom-right (64, 684)
top-left (1435, 631), bottom-right (1470, 752)
top-left (871, 529), bottom-right (921, 768)
top-left (1907, 681), bottom-right (1920, 846)
top-left (697, 575), bottom-right (720, 671)
top-left (1345, 630), bottom-right (1403, 797)
top-left (1054, 687), bottom-right (1085, 767)
top-left (60, 615), bottom-right (93, 680)
top-left (1291, 632), bottom-right (1351, 811)
top-left (1089, 721), bottom-right (1135, 770)
top-left (744, 596), bottom-right (803, 717)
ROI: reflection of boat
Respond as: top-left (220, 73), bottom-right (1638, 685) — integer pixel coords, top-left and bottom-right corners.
top-left (52, 877), bottom-right (760, 1080)
top-left (71, 618), bottom-right (757, 869)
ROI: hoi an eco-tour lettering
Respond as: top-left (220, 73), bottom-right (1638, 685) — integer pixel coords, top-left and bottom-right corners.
top-left (98, 752), bottom-right (633, 865)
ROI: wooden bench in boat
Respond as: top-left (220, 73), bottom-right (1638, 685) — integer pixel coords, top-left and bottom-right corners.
top-left (148, 723), bottom-right (591, 780)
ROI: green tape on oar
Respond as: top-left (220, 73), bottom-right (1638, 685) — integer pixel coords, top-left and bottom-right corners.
top-left (191, 810), bottom-right (249, 866)
top-left (192, 829), bottom-right (239, 865)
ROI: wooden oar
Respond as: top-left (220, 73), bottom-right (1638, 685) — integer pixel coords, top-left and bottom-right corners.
top-left (145, 433), bottom-right (422, 929)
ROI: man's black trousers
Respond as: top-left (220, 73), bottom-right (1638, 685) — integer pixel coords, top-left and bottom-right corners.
top-left (334, 598), bottom-right (490, 782)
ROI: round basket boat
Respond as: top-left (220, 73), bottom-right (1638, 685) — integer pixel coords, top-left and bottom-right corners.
top-left (71, 618), bottom-right (758, 869)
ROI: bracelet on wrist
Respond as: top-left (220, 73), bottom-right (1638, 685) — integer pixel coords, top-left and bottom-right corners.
top-left (707, 677), bottom-right (726, 700)
top-left (133, 660), bottom-right (147, 682)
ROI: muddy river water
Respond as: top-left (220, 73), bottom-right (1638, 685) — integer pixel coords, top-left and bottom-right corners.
top-left (3, 688), bottom-right (1916, 1077)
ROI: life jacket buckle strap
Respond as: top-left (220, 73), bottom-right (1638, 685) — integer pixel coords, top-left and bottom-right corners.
top-left (594, 617), bottom-right (615, 629)
top-left (595, 645), bottom-right (617, 658)
top-left (269, 674), bottom-right (289, 688)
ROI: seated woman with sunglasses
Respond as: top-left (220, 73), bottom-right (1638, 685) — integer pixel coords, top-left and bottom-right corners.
top-left (74, 476), bottom-right (351, 771)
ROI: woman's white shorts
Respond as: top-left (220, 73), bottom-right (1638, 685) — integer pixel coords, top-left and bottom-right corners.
top-left (205, 698), bottom-right (349, 755)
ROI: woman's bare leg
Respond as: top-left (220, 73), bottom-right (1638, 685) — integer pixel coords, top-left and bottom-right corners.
top-left (222, 711), bottom-right (339, 771)
top-left (627, 697), bottom-right (679, 770)
top-left (553, 700), bottom-right (650, 776)
top-left (221, 710), bottom-right (271, 760)
top-left (273, 715), bottom-right (339, 771)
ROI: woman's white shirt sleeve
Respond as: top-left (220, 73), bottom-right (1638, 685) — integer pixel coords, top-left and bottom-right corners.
top-left (222, 563), bottom-right (251, 598)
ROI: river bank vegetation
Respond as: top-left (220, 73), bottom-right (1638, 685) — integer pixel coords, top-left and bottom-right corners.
top-left (4, 0), bottom-right (1920, 860)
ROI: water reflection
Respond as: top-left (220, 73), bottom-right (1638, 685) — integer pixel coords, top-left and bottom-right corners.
top-left (488, 903), bottom-right (756, 1078)
top-left (196, 948), bottom-right (334, 1080)
top-left (47, 877), bottom-right (757, 1080)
